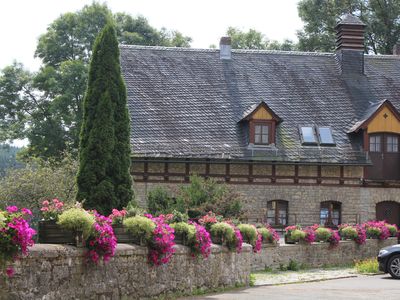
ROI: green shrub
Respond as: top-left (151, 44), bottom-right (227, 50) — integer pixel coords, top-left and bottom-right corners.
top-left (366, 227), bottom-right (381, 238)
top-left (258, 227), bottom-right (272, 242)
top-left (57, 208), bottom-right (95, 238)
top-left (290, 229), bottom-right (306, 241)
top-left (355, 258), bottom-right (379, 274)
top-left (237, 224), bottom-right (257, 246)
top-left (340, 226), bottom-right (358, 239)
top-left (147, 187), bottom-right (185, 215)
top-left (210, 222), bottom-right (235, 243)
top-left (177, 175), bottom-right (244, 219)
top-left (315, 227), bottom-right (331, 242)
top-left (287, 259), bottom-right (300, 271)
top-left (123, 216), bottom-right (156, 242)
top-left (385, 224), bottom-right (398, 237)
top-left (170, 222), bottom-right (196, 240)
top-left (168, 210), bottom-right (189, 224)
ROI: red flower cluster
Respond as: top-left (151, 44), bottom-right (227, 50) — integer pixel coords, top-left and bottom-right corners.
top-left (40, 199), bottom-right (64, 220)
top-left (86, 213), bottom-right (117, 264)
top-left (145, 214), bottom-right (176, 266)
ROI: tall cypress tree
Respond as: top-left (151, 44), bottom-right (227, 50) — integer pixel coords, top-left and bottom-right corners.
top-left (76, 23), bottom-right (133, 214)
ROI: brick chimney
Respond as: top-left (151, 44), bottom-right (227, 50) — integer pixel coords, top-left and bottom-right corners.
top-left (220, 37), bottom-right (231, 60)
top-left (335, 14), bottom-right (366, 75)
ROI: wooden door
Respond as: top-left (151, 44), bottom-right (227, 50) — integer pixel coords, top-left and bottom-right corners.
top-left (366, 133), bottom-right (400, 180)
top-left (366, 134), bottom-right (383, 180)
top-left (376, 201), bottom-right (400, 226)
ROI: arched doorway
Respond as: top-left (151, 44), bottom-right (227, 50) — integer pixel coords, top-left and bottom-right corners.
top-left (376, 201), bottom-right (400, 226)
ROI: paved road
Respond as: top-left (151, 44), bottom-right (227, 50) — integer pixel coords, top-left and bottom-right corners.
top-left (185, 275), bottom-right (400, 300)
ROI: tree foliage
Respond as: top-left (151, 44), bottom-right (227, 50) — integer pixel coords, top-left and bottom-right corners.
top-left (76, 23), bottom-right (133, 215)
top-left (226, 27), bottom-right (296, 51)
top-left (297, 0), bottom-right (400, 54)
top-left (0, 153), bottom-right (77, 212)
top-left (0, 2), bottom-right (191, 159)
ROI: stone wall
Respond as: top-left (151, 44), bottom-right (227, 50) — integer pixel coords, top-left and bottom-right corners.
top-left (134, 181), bottom-right (400, 225)
top-left (0, 244), bottom-right (252, 300)
top-left (251, 238), bottom-right (397, 271)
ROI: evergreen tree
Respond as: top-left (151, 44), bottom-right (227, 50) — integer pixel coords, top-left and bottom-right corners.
top-left (76, 23), bottom-right (133, 214)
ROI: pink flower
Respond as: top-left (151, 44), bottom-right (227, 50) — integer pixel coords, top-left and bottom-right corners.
top-left (6, 206), bottom-right (18, 213)
top-left (40, 207), bottom-right (49, 212)
top-left (55, 202), bottom-right (64, 209)
top-left (6, 267), bottom-right (15, 278)
top-left (52, 198), bottom-right (59, 204)
top-left (42, 200), bottom-right (49, 206)
top-left (21, 208), bottom-right (32, 216)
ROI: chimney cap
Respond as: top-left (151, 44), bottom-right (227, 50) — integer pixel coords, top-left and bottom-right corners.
top-left (220, 36), bottom-right (231, 45)
top-left (335, 14), bottom-right (365, 28)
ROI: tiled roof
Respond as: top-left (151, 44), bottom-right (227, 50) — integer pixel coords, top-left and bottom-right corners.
top-left (337, 14), bottom-right (365, 26)
top-left (120, 45), bottom-right (400, 164)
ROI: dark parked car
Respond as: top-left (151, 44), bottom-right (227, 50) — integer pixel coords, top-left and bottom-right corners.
top-left (378, 244), bottom-right (400, 279)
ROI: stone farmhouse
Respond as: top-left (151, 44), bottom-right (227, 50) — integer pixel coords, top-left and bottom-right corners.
top-left (120, 14), bottom-right (400, 228)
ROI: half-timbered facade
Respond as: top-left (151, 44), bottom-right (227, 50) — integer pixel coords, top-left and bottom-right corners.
top-left (120, 14), bottom-right (400, 228)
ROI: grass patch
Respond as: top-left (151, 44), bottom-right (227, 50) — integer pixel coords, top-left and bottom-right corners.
top-left (355, 258), bottom-right (379, 274)
top-left (249, 274), bottom-right (256, 287)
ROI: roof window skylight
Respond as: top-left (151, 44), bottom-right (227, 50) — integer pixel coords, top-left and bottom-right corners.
top-left (317, 127), bottom-right (335, 145)
top-left (300, 126), bottom-right (317, 144)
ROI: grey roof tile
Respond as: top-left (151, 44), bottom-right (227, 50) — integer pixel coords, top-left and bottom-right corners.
top-left (120, 45), bottom-right (400, 163)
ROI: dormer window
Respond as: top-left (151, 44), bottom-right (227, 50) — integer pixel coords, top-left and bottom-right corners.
top-left (239, 101), bottom-right (282, 147)
top-left (254, 123), bottom-right (270, 145)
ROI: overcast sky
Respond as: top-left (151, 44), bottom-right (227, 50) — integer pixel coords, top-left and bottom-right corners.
top-left (0, 0), bottom-right (302, 71)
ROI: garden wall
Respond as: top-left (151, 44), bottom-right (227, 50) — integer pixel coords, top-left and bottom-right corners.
top-left (251, 237), bottom-right (397, 271)
top-left (0, 243), bottom-right (252, 300)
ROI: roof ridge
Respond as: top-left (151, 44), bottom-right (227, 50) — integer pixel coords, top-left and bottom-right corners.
top-left (119, 44), bottom-right (334, 57)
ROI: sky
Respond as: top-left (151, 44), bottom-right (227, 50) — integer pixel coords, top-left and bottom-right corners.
top-left (0, 0), bottom-right (303, 71)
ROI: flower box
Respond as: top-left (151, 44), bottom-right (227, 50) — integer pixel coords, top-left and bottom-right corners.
top-left (174, 233), bottom-right (188, 246)
top-left (112, 225), bottom-right (135, 244)
top-left (211, 235), bottom-right (224, 245)
top-left (284, 234), bottom-right (297, 244)
top-left (38, 220), bottom-right (78, 246)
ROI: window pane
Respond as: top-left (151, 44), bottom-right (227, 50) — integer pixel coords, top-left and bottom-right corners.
top-left (255, 125), bottom-right (262, 134)
top-left (387, 135), bottom-right (398, 153)
top-left (318, 127), bottom-right (334, 144)
top-left (261, 134), bottom-right (269, 143)
top-left (255, 134), bottom-right (261, 144)
top-left (301, 127), bottom-right (316, 143)
top-left (370, 135), bottom-right (381, 152)
top-left (320, 208), bottom-right (329, 225)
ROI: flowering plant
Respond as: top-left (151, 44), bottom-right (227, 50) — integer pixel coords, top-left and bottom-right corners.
top-left (189, 222), bottom-right (212, 259)
top-left (303, 227), bottom-right (316, 244)
top-left (86, 213), bottom-right (117, 264)
top-left (327, 229), bottom-right (340, 247)
top-left (385, 223), bottom-right (399, 237)
top-left (237, 224), bottom-right (261, 253)
top-left (145, 214), bottom-right (175, 266)
top-left (257, 225), bottom-right (280, 244)
top-left (354, 225), bottom-right (366, 245)
top-left (108, 209), bottom-right (127, 225)
top-left (40, 198), bottom-right (65, 221)
top-left (199, 211), bottom-right (222, 231)
top-left (363, 221), bottom-right (390, 240)
top-left (0, 206), bottom-right (36, 277)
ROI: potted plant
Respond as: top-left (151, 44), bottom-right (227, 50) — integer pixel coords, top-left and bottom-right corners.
top-left (38, 199), bottom-right (76, 244)
top-left (170, 222), bottom-right (195, 245)
top-left (210, 221), bottom-right (243, 253)
top-left (109, 209), bottom-right (131, 243)
top-left (57, 207), bottom-right (96, 247)
top-left (338, 225), bottom-right (358, 240)
top-left (0, 206), bottom-right (36, 277)
top-left (315, 227), bottom-right (332, 242)
top-left (257, 225), bottom-right (280, 245)
top-left (284, 225), bottom-right (304, 244)
top-left (123, 216), bottom-right (156, 246)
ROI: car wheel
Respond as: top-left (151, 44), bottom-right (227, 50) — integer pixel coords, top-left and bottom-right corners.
top-left (388, 254), bottom-right (400, 279)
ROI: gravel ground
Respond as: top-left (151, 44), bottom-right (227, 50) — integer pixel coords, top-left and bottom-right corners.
top-left (253, 267), bottom-right (358, 286)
